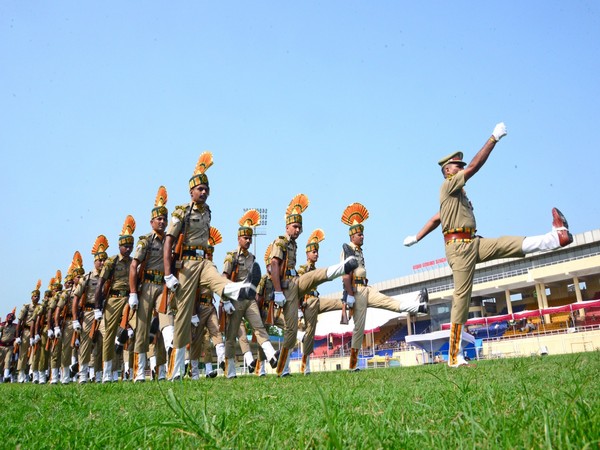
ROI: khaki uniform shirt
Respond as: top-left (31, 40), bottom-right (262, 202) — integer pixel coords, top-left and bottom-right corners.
top-left (18, 303), bottom-right (37, 327)
top-left (72, 269), bottom-right (101, 306)
top-left (0, 322), bottom-right (17, 344)
top-left (133, 232), bottom-right (165, 272)
top-left (223, 248), bottom-right (255, 282)
top-left (167, 202), bottom-right (211, 247)
top-left (439, 171), bottom-right (476, 233)
top-left (269, 234), bottom-right (297, 275)
top-left (56, 286), bottom-right (75, 311)
top-left (100, 254), bottom-right (132, 292)
top-left (344, 242), bottom-right (367, 279)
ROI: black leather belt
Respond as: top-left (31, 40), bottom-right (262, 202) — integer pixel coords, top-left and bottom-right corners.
top-left (182, 249), bottom-right (205, 259)
top-left (109, 289), bottom-right (129, 297)
top-left (353, 278), bottom-right (368, 286)
top-left (144, 272), bottom-right (165, 284)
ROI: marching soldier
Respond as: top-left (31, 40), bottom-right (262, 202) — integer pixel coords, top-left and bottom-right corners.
top-left (222, 210), bottom-right (279, 379)
top-left (0, 308), bottom-right (17, 382)
top-left (15, 280), bottom-right (42, 382)
top-left (27, 281), bottom-right (43, 383)
top-left (46, 271), bottom-right (64, 384)
top-left (269, 194), bottom-right (359, 377)
top-left (298, 229), bottom-right (346, 375)
top-left (162, 152), bottom-right (261, 380)
top-left (94, 215), bottom-right (136, 383)
top-left (72, 235), bottom-right (108, 383)
top-left (32, 284), bottom-right (52, 383)
top-left (254, 243), bottom-right (282, 376)
top-left (185, 226), bottom-right (226, 380)
top-left (72, 236), bottom-right (108, 383)
top-left (341, 202), bottom-right (428, 372)
top-left (55, 252), bottom-right (84, 384)
top-left (129, 186), bottom-right (169, 382)
top-left (403, 122), bottom-right (573, 367)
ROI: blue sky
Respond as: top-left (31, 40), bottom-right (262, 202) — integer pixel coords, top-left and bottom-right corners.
top-left (2, 2), bottom-right (599, 314)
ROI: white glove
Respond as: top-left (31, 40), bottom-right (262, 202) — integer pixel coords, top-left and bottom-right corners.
top-left (94, 309), bottom-right (103, 321)
top-left (15, 337), bottom-right (21, 345)
top-left (127, 328), bottom-right (134, 339)
top-left (298, 309), bottom-right (304, 319)
top-left (222, 301), bottom-right (235, 315)
top-left (72, 320), bottom-right (81, 331)
top-left (47, 329), bottom-right (54, 339)
top-left (34, 334), bottom-right (40, 343)
top-left (30, 337), bottom-right (35, 346)
top-left (492, 122), bottom-right (507, 141)
top-left (54, 326), bottom-right (62, 338)
top-left (191, 314), bottom-right (200, 327)
top-left (346, 295), bottom-right (356, 308)
top-left (274, 291), bottom-right (286, 308)
top-left (164, 274), bottom-right (180, 291)
top-left (128, 293), bottom-right (139, 309)
top-left (403, 235), bottom-right (418, 247)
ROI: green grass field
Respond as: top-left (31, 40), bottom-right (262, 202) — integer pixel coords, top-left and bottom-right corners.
top-left (2, 352), bottom-right (599, 449)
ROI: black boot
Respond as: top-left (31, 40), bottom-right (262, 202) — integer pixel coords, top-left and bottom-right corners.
top-left (418, 288), bottom-right (429, 314)
top-left (239, 262), bottom-right (262, 299)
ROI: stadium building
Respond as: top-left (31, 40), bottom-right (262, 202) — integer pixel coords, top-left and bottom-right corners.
top-left (307, 228), bottom-right (600, 371)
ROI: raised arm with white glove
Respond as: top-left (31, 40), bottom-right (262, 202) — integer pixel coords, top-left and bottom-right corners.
top-left (72, 320), bottom-right (81, 331)
top-left (403, 235), bottom-right (418, 247)
top-left (492, 122), bottom-right (507, 141)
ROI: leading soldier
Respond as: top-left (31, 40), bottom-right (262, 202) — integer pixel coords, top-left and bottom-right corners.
top-left (403, 122), bottom-right (573, 367)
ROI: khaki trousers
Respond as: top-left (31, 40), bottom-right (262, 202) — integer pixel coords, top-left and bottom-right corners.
top-left (225, 299), bottom-right (269, 358)
top-left (17, 329), bottom-right (30, 371)
top-left (101, 295), bottom-right (128, 362)
top-left (173, 259), bottom-right (228, 348)
top-left (351, 285), bottom-right (413, 350)
top-left (281, 268), bottom-right (329, 349)
top-left (77, 310), bottom-right (95, 366)
top-left (133, 282), bottom-right (163, 354)
top-left (60, 322), bottom-right (74, 369)
top-left (302, 296), bottom-right (343, 355)
top-left (446, 236), bottom-right (523, 324)
top-left (0, 346), bottom-right (13, 373)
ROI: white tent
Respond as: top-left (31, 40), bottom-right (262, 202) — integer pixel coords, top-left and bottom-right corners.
top-left (405, 329), bottom-right (475, 356)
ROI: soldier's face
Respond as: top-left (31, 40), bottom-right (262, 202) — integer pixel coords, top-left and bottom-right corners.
top-left (306, 249), bottom-right (319, 263)
top-left (31, 294), bottom-right (40, 305)
top-left (238, 235), bottom-right (252, 250)
top-left (120, 244), bottom-right (133, 257)
top-left (94, 259), bottom-right (105, 271)
top-left (351, 232), bottom-right (364, 247)
top-left (151, 215), bottom-right (167, 233)
top-left (286, 223), bottom-right (302, 240)
top-left (444, 163), bottom-right (465, 178)
top-left (190, 184), bottom-right (210, 204)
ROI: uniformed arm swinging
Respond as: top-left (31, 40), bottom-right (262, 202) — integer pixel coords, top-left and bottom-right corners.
top-left (128, 258), bottom-right (140, 309)
top-left (163, 234), bottom-right (179, 290)
top-left (269, 257), bottom-right (286, 307)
